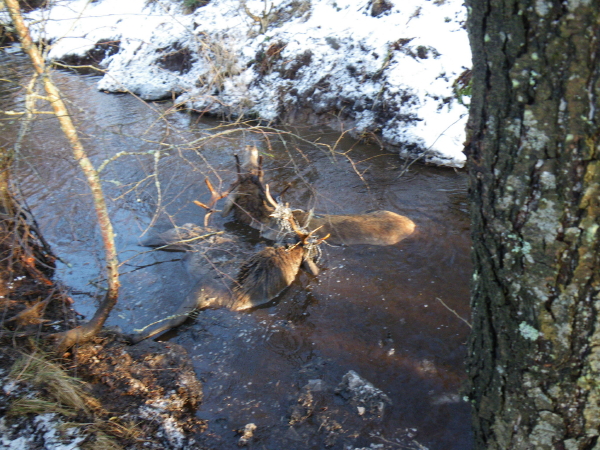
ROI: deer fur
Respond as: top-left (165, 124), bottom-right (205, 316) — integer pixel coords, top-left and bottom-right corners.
top-left (220, 147), bottom-right (274, 228)
top-left (221, 146), bottom-right (416, 245)
top-left (131, 223), bottom-right (323, 343)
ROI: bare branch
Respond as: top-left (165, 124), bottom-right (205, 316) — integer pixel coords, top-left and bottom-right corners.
top-left (5, 0), bottom-right (120, 351)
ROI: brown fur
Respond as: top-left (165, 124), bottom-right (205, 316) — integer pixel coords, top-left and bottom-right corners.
top-left (222, 146), bottom-right (416, 246)
top-left (131, 226), bottom-right (317, 343)
top-left (230, 245), bottom-right (305, 310)
top-left (220, 147), bottom-right (275, 228)
top-left (288, 210), bottom-right (415, 246)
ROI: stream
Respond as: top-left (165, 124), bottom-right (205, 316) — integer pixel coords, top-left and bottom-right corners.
top-left (1, 49), bottom-right (473, 450)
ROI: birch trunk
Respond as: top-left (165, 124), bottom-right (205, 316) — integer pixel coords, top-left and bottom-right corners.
top-left (5, 0), bottom-right (120, 350)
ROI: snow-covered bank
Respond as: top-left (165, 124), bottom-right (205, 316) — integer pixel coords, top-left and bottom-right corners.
top-left (6, 0), bottom-right (471, 167)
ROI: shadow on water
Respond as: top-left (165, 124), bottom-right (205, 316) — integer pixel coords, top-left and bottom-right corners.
top-left (1, 50), bottom-right (473, 449)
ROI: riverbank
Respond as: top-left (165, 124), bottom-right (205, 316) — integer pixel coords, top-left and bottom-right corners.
top-left (1, 0), bottom-right (470, 167)
top-left (0, 196), bottom-right (206, 449)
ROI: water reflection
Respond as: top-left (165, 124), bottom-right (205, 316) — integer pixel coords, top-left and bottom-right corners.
top-left (1, 50), bottom-right (472, 450)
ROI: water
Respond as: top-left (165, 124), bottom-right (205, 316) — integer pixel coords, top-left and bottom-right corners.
top-left (1, 49), bottom-right (472, 449)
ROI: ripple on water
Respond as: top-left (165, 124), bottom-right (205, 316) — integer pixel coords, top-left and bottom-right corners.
top-left (2, 62), bottom-right (473, 450)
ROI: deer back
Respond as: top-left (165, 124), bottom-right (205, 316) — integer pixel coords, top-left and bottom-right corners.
top-left (293, 210), bottom-right (416, 246)
top-left (229, 245), bottom-right (306, 311)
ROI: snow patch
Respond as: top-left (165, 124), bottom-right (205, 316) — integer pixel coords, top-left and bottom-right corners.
top-left (11, 0), bottom-right (471, 167)
top-left (0, 414), bottom-right (85, 450)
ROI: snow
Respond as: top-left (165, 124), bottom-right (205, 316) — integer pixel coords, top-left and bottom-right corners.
top-left (7, 0), bottom-right (471, 167)
top-left (0, 414), bottom-right (85, 450)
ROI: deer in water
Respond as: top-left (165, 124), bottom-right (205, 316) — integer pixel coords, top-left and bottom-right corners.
top-left (131, 218), bottom-right (327, 343)
top-left (219, 146), bottom-right (416, 246)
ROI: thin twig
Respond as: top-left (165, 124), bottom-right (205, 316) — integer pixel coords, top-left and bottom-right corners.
top-left (436, 297), bottom-right (472, 328)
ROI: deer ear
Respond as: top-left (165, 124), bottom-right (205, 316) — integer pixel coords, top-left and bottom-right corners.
top-left (221, 195), bottom-right (235, 217)
top-left (302, 258), bottom-right (320, 276)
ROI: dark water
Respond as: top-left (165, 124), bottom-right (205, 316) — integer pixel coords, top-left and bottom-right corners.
top-left (1, 49), bottom-right (472, 449)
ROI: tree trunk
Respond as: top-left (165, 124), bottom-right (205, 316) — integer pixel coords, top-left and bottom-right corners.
top-left (5, 0), bottom-right (120, 350)
top-left (465, 1), bottom-right (600, 449)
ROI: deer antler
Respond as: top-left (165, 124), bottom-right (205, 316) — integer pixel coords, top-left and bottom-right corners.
top-left (234, 154), bottom-right (242, 178)
top-left (306, 227), bottom-right (330, 245)
top-left (286, 216), bottom-right (330, 245)
top-left (193, 178), bottom-right (230, 226)
top-left (264, 183), bottom-right (293, 208)
top-left (312, 232), bottom-right (330, 246)
top-left (286, 214), bottom-right (307, 236)
top-left (264, 183), bottom-right (280, 209)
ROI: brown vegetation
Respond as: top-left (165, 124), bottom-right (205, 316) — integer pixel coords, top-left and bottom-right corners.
top-left (0, 182), bottom-right (204, 448)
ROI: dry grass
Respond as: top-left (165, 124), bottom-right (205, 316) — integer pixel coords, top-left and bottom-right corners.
top-left (81, 431), bottom-right (124, 450)
top-left (7, 349), bottom-right (147, 449)
top-left (59, 417), bottom-right (146, 450)
top-left (8, 397), bottom-right (77, 417)
top-left (8, 350), bottom-right (100, 414)
top-left (97, 417), bottom-right (147, 443)
top-left (197, 33), bottom-right (241, 91)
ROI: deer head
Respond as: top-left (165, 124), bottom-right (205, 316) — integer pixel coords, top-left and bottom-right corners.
top-left (228, 217), bottom-right (329, 310)
top-left (220, 146), bottom-right (416, 246)
top-left (220, 145), bottom-right (276, 229)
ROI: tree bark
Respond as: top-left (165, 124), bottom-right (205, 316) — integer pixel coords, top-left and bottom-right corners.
top-left (5, 0), bottom-right (120, 350)
top-left (465, 1), bottom-right (600, 449)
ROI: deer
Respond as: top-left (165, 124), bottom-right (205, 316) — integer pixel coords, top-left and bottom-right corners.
top-left (131, 213), bottom-right (328, 343)
top-left (219, 146), bottom-right (416, 246)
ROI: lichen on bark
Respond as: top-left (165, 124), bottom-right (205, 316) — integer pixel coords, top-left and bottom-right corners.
top-left (465, 1), bottom-right (600, 449)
